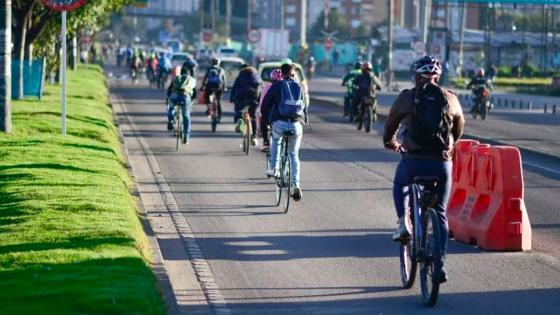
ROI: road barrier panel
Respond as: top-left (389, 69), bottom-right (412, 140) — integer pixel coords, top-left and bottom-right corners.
top-left (447, 140), bottom-right (532, 251)
top-left (497, 98), bottom-right (502, 107)
top-left (504, 99), bottom-right (509, 107)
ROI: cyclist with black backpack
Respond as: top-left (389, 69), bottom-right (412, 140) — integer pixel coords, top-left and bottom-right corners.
top-left (383, 56), bottom-right (465, 284)
top-left (201, 58), bottom-right (227, 122)
top-left (261, 63), bottom-right (308, 201)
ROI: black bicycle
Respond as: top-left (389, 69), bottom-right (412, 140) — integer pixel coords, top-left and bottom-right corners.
top-left (398, 175), bottom-right (443, 307)
top-left (270, 130), bottom-right (294, 213)
top-left (171, 100), bottom-right (184, 151)
top-left (356, 95), bottom-right (377, 133)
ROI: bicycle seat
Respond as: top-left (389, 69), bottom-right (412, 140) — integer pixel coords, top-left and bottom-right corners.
top-left (413, 176), bottom-right (439, 187)
top-left (281, 130), bottom-right (296, 137)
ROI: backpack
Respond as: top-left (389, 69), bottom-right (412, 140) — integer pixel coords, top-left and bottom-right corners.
top-left (409, 83), bottom-right (453, 151)
top-left (278, 80), bottom-right (305, 119)
top-left (173, 75), bottom-right (194, 96)
top-left (206, 67), bottom-right (222, 86)
top-left (357, 74), bottom-right (375, 96)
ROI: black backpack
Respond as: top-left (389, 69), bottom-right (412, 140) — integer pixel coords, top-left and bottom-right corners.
top-left (409, 83), bottom-right (453, 151)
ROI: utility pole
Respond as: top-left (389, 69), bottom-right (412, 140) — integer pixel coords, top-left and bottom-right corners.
top-left (388, 0), bottom-right (394, 88)
top-left (225, 0), bottom-right (231, 40)
top-left (210, 0), bottom-right (216, 33)
top-left (281, 0), bottom-right (285, 31)
top-left (247, 0), bottom-right (252, 32)
top-left (420, 0), bottom-right (431, 44)
top-left (0, 0), bottom-right (11, 133)
top-left (458, 1), bottom-right (466, 77)
top-left (300, 0), bottom-right (307, 47)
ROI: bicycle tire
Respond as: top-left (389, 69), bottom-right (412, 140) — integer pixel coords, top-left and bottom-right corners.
top-left (365, 106), bottom-right (372, 133)
top-left (176, 110), bottom-right (182, 151)
top-left (274, 141), bottom-right (285, 207)
top-left (283, 157), bottom-right (291, 213)
top-left (399, 212), bottom-right (417, 288)
top-left (481, 101), bottom-right (487, 120)
top-left (244, 116), bottom-right (251, 156)
top-left (210, 100), bottom-right (218, 132)
top-left (420, 208), bottom-right (442, 307)
top-left (211, 118), bottom-right (218, 132)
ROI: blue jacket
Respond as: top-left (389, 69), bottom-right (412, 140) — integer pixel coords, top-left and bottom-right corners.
top-left (261, 78), bottom-right (307, 124)
top-left (230, 67), bottom-right (261, 108)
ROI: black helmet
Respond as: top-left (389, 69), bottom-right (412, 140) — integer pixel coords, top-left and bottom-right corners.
top-left (211, 58), bottom-right (220, 66)
top-left (354, 62), bottom-right (362, 69)
top-left (414, 55), bottom-right (442, 78)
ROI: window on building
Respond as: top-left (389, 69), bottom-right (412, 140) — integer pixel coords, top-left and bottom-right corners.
top-left (351, 20), bottom-right (361, 28)
top-left (286, 17), bottom-right (296, 27)
top-left (286, 4), bottom-right (296, 13)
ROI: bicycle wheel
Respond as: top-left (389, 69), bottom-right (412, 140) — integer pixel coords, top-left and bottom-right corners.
top-left (364, 106), bottom-right (372, 133)
top-left (211, 101), bottom-right (218, 132)
top-left (282, 156), bottom-right (291, 213)
top-left (176, 112), bottom-right (182, 151)
top-left (399, 215), bottom-right (417, 288)
top-left (420, 208), bottom-right (442, 307)
top-left (244, 116), bottom-right (251, 156)
top-left (481, 101), bottom-right (488, 120)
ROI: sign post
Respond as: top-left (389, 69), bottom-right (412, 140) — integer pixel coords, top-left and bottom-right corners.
top-left (41, 0), bottom-right (87, 135)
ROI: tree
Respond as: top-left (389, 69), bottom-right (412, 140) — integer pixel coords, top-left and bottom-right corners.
top-left (309, 10), bottom-right (351, 41)
top-left (1, 0), bottom-right (11, 133)
top-left (11, 0), bottom-right (132, 95)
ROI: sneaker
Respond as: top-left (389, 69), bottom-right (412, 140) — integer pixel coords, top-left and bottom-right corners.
top-left (265, 168), bottom-right (277, 178)
top-left (235, 119), bottom-right (243, 133)
top-left (292, 185), bottom-right (302, 201)
top-left (436, 258), bottom-right (448, 284)
top-left (251, 137), bottom-right (258, 146)
top-left (167, 122), bottom-right (173, 131)
top-left (260, 145), bottom-right (270, 153)
top-left (392, 217), bottom-right (410, 241)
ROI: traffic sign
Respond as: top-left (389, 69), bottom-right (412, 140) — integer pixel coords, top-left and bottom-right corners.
top-left (324, 38), bottom-right (334, 50)
top-left (202, 30), bottom-right (213, 43)
top-left (412, 41), bottom-right (425, 55)
top-left (248, 29), bottom-right (261, 43)
top-left (41, 0), bottom-right (87, 11)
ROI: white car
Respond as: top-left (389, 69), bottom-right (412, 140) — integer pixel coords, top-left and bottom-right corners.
top-left (216, 47), bottom-right (238, 59)
top-left (170, 53), bottom-right (194, 68)
top-left (220, 57), bottom-right (246, 89)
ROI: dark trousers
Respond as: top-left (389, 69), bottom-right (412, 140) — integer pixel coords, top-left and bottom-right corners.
top-left (205, 87), bottom-right (223, 117)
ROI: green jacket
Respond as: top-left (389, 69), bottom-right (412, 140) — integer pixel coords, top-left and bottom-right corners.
top-left (342, 69), bottom-right (362, 94)
top-left (168, 75), bottom-right (196, 97)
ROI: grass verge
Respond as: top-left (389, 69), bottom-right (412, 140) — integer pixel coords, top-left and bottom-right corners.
top-left (451, 77), bottom-right (560, 96)
top-left (0, 65), bottom-right (165, 314)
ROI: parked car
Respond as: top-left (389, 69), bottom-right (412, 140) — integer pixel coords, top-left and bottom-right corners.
top-left (216, 47), bottom-right (238, 59)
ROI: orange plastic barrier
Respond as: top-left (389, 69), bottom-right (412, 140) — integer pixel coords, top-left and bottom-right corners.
top-left (447, 140), bottom-right (532, 251)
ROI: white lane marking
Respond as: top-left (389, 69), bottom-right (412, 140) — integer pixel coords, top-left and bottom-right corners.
top-left (116, 95), bottom-right (231, 315)
top-left (522, 161), bottom-right (560, 177)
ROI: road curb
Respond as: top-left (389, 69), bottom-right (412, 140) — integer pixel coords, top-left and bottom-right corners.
top-left (109, 101), bottom-right (181, 315)
top-left (310, 95), bottom-right (560, 165)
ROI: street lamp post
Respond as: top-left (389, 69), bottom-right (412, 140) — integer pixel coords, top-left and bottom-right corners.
top-left (0, 0), bottom-right (11, 133)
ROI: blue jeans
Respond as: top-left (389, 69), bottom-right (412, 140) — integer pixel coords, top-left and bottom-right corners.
top-left (393, 156), bottom-right (452, 258)
top-left (270, 120), bottom-right (303, 186)
top-left (168, 94), bottom-right (192, 141)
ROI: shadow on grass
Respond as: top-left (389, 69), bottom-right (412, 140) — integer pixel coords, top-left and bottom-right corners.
top-left (0, 257), bottom-right (165, 314)
top-left (0, 162), bottom-right (100, 174)
top-left (63, 142), bottom-right (117, 156)
top-left (0, 236), bottom-right (135, 254)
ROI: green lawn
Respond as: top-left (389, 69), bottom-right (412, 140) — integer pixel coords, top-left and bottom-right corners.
top-left (0, 65), bottom-right (165, 314)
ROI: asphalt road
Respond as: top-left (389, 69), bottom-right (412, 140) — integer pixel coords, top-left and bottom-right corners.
top-left (110, 73), bottom-right (560, 314)
top-left (309, 76), bottom-right (560, 259)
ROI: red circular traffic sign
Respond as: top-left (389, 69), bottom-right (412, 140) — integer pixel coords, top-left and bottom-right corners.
top-left (42, 0), bottom-right (88, 11)
top-left (248, 29), bottom-right (262, 44)
top-left (202, 30), bottom-right (214, 43)
top-left (324, 38), bottom-right (334, 50)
